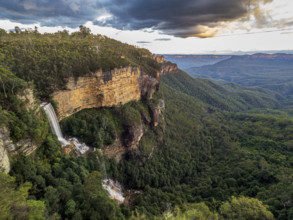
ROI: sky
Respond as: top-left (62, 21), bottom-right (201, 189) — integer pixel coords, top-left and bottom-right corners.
top-left (0, 0), bottom-right (293, 54)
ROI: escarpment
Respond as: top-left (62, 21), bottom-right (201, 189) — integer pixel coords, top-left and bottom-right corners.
top-left (50, 57), bottom-right (176, 161)
top-left (53, 66), bottom-right (160, 121)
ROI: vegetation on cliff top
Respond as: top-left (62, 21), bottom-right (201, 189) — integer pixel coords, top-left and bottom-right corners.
top-left (0, 26), bottom-right (160, 98)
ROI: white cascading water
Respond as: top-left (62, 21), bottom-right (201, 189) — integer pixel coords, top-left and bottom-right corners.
top-left (97, 149), bottom-right (125, 203)
top-left (102, 179), bottom-right (125, 203)
top-left (41, 103), bottom-right (89, 154)
top-left (42, 103), bottom-right (69, 146)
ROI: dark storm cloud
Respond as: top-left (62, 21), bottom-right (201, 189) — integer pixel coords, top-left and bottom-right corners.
top-left (0, 0), bottom-right (272, 37)
top-left (96, 0), bottom-right (269, 37)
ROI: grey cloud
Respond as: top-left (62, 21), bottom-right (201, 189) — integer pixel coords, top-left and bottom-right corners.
top-left (0, 0), bottom-right (103, 27)
top-left (0, 0), bottom-right (275, 37)
top-left (136, 41), bottom-right (152, 44)
top-left (155, 38), bottom-right (171, 41)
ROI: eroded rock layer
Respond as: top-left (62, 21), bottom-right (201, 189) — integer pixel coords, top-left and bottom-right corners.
top-left (53, 66), bottom-right (160, 120)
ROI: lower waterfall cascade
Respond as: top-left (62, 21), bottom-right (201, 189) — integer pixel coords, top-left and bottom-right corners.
top-left (97, 149), bottom-right (125, 203)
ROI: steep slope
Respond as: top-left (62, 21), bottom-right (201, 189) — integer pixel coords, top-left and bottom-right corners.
top-left (161, 70), bottom-right (283, 112)
top-left (112, 77), bottom-right (293, 219)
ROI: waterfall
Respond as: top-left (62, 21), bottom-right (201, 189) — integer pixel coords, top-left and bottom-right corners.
top-left (41, 102), bottom-right (90, 154)
top-left (41, 103), bottom-right (69, 146)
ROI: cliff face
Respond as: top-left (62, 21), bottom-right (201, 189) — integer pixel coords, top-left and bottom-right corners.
top-left (0, 126), bottom-right (38, 155)
top-left (102, 99), bottom-right (165, 162)
top-left (152, 54), bottom-right (178, 75)
top-left (160, 62), bottom-right (178, 75)
top-left (53, 66), bottom-right (159, 121)
top-left (0, 88), bottom-right (40, 173)
top-left (151, 99), bottom-right (165, 127)
top-left (0, 130), bottom-right (10, 173)
top-left (0, 126), bottom-right (38, 173)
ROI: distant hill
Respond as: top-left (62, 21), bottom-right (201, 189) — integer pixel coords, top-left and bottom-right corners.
top-left (161, 70), bottom-right (283, 112)
top-left (164, 55), bottom-right (230, 70)
top-left (184, 54), bottom-right (293, 101)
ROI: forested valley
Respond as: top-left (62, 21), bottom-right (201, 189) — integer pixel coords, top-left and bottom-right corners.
top-left (0, 28), bottom-right (292, 220)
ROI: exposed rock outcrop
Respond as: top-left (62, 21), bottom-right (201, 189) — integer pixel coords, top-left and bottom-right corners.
top-left (0, 133), bottom-right (10, 173)
top-left (102, 139), bottom-right (126, 162)
top-left (152, 54), bottom-right (178, 75)
top-left (0, 88), bottom-right (42, 173)
top-left (53, 66), bottom-right (160, 121)
top-left (17, 87), bottom-right (39, 112)
top-left (0, 126), bottom-right (38, 173)
top-left (151, 99), bottom-right (165, 127)
top-left (160, 62), bottom-right (178, 75)
top-left (0, 127), bottom-right (38, 155)
top-left (152, 54), bottom-right (165, 64)
top-left (103, 125), bottom-right (144, 162)
top-left (102, 99), bottom-right (165, 162)
top-left (124, 124), bottom-right (144, 151)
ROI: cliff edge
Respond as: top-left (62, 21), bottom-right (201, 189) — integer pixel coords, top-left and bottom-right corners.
top-left (53, 66), bottom-right (160, 121)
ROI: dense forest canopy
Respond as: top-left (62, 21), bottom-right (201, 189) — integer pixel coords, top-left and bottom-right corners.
top-left (0, 28), bottom-right (292, 219)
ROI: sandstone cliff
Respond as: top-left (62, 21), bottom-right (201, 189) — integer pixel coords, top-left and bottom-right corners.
top-left (152, 54), bottom-right (178, 75)
top-left (0, 130), bottom-right (10, 173)
top-left (53, 66), bottom-right (160, 121)
top-left (160, 62), bottom-right (178, 75)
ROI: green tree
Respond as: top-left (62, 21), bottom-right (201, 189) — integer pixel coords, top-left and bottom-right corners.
top-left (162, 203), bottom-right (218, 220)
top-left (219, 196), bottom-right (274, 220)
top-left (0, 172), bottom-right (45, 219)
top-left (81, 171), bottom-right (125, 220)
